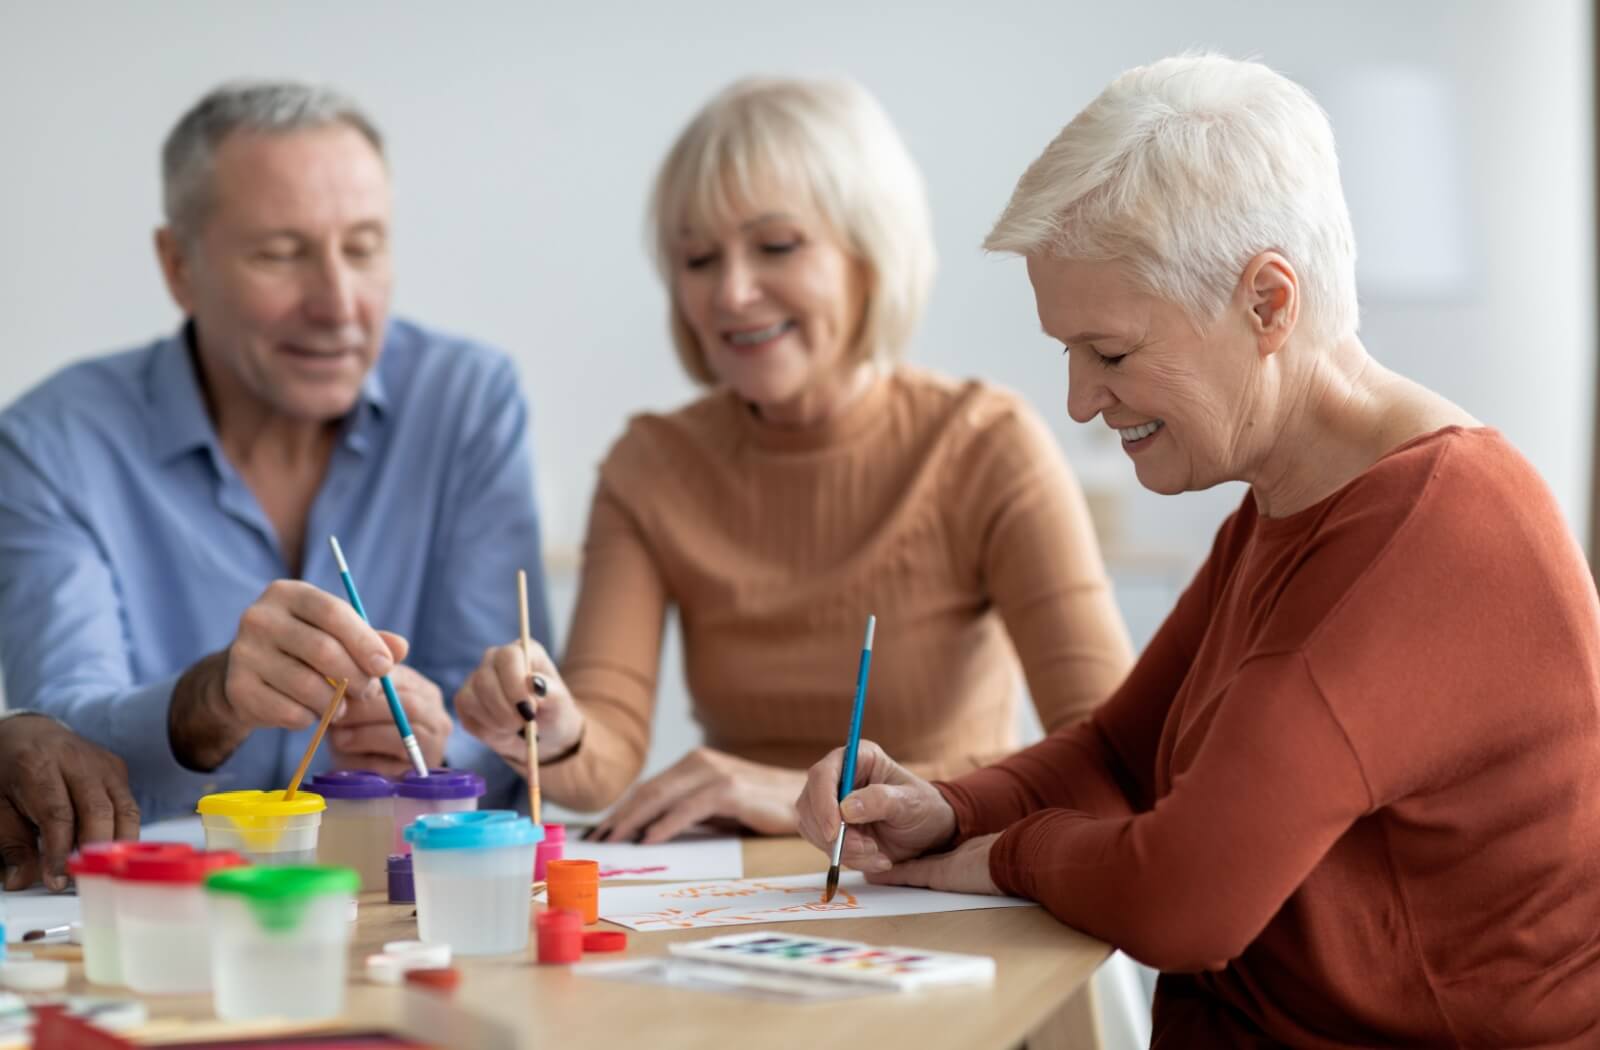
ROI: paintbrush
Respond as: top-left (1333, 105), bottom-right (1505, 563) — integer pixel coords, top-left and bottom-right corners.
top-left (516, 569), bottom-right (543, 826)
top-left (824, 614), bottom-right (876, 903)
top-left (329, 535), bottom-right (429, 777)
top-left (284, 677), bottom-right (348, 800)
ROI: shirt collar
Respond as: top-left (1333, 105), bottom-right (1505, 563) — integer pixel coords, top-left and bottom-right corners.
top-left (145, 320), bottom-right (391, 465)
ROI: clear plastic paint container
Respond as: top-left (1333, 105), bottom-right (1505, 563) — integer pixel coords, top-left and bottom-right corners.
top-left (197, 790), bottom-right (325, 865)
top-left (405, 810), bottom-right (541, 955)
top-left (116, 848), bottom-right (244, 994)
top-left (205, 865), bottom-right (359, 1022)
top-left (66, 841), bottom-right (142, 986)
top-left (392, 769), bottom-right (485, 855)
top-left (305, 771), bottom-right (395, 891)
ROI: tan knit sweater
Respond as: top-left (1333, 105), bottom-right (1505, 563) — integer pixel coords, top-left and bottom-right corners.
top-left (541, 366), bottom-right (1133, 812)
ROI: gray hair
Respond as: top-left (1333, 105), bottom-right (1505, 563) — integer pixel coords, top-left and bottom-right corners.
top-left (985, 53), bottom-right (1359, 348)
top-left (161, 79), bottom-right (385, 241)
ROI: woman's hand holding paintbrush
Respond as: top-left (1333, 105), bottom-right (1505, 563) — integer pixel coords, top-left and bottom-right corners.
top-left (794, 739), bottom-right (965, 882)
top-left (454, 639), bottom-right (585, 774)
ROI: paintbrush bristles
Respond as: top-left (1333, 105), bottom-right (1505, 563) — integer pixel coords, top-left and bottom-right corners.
top-left (823, 866), bottom-right (840, 903)
top-left (284, 678), bottom-right (347, 800)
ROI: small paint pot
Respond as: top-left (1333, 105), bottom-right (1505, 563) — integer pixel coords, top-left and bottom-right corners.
top-left (197, 790), bottom-right (325, 866)
top-left (387, 853), bottom-right (415, 903)
top-left (406, 811), bottom-right (542, 955)
top-left (537, 908), bottom-right (583, 964)
top-left (306, 771), bottom-right (395, 891)
top-left (392, 770), bottom-right (485, 855)
top-left (546, 859), bottom-right (599, 925)
top-left (535, 822), bottom-right (565, 881)
top-left (116, 848), bottom-right (245, 994)
top-left (205, 865), bottom-right (359, 1022)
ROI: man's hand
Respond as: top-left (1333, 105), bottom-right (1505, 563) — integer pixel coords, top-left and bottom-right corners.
top-left (170, 580), bottom-right (400, 771)
top-left (588, 748), bottom-right (805, 844)
top-left (329, 643), bottom-right (451, 776)
top-left (0, 714), bottom-right (140, 891)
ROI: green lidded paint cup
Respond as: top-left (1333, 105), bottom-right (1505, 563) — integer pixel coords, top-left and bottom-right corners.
top-left (205, 865), bottom-right (359, 1021)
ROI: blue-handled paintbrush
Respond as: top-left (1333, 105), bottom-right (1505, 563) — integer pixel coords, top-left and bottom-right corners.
top-left (328, 535), bottom-right (429, 778)
top-left (824, 614), bottom-right (876, 903)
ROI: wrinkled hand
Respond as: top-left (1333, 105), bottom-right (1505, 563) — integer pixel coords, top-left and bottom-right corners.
top-left (329, 637), bottom-right (450, 776)
top-left (590, 748), bottom-right (805, 844)
top-left (867, 832), bottom-right (1002, 895)
top-left (455, 640), bottom-right (585, 769)
top-left (795, 739), bottom-right (956, 871)
top-left (0, 715), bottom-right (140, 891)
top-left (226, 580), bottom-right (400, 729)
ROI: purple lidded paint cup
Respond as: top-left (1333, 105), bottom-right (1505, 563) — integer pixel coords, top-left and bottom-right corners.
top-left (306, 770), bottom-right (396, 891)
top-left (391, 769), bottom-right (485, 855)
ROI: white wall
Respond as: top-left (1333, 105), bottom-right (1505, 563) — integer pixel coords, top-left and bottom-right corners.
top-left (1, 0), bottom-right (1592, 723)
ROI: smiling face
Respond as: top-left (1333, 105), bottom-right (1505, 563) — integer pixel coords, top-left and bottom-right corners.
top-left (1027, 254), bottom-right (1269, 495)
top-left (670, 183), bottom-right (871, 424)
top-left (156, 123), bottom-right (393, 423)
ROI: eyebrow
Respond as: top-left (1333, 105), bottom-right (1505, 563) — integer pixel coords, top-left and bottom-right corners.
top-left (1044, 327), bottom-right (1122, 344)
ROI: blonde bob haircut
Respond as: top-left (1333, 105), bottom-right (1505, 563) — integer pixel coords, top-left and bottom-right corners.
top-left (985, 53), bottom-right (1359, 349)
top-left (650, 76), bottom-right (937, 385)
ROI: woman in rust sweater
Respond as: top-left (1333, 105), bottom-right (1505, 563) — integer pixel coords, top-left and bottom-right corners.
top-left (797, 55), bottom-right (1600, 1046)
top-left (454, 76), bottom-right (1133, 841)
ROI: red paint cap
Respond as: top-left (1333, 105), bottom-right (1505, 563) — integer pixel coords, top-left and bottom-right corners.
top-left (582, 930), bottom-right (627, 953)
top-left (403, 967), bottom-right (461, 993)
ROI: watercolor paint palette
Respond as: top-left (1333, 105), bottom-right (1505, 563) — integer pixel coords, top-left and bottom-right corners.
top-left (667, 931), bottom-right (995, 989)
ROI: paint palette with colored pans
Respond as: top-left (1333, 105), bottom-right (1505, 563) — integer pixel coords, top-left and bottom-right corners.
top-left (667, 931), bottom-right (995, 990)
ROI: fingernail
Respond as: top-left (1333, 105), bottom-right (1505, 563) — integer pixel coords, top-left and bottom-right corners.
top-left (369, 652), bottom-right (392, 675)
top-left (517, 727), bottom-right (527, 740)
top-left (531, 675), bottom-right (548, 698)
top-left (515, 700), bottom-right (536, 722)
top-left (842, 798), bottom-right (863, 819)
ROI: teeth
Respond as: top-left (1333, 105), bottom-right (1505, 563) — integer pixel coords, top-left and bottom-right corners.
top-left (728, 321), bottom-right (791, 347)
top-left (1118, 420), bottom-right (1164, 442)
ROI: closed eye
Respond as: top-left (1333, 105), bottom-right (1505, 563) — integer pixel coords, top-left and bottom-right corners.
top-left (1063, 344), bottom-right (1127, 368)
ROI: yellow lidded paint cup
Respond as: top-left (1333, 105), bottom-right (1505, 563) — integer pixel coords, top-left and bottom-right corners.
top-left (197, 790), bottom-right (326, 865)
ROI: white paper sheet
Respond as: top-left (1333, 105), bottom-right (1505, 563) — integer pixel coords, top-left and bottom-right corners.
top-left (598, 872), bottom-right (1033, 931)
top-left (562, 835), bottom-right (744, 882)
top-left (3, 886), bottom-right (81, 939)
top-left (138, 815), bottom-right (207, 848)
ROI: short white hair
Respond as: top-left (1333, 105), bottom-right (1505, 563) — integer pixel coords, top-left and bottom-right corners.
top-left (649, 76), bottom-right (937, 384)
top-left (985, 53), bottom-right (1358, 348)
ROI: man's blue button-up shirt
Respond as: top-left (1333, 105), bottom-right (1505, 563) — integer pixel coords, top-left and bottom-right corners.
top-left (0, 318), bottom-right (553, 818)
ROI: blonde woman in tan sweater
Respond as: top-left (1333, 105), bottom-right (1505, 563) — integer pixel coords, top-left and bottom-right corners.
top-left (455, 76), bottom-right (1133, 843)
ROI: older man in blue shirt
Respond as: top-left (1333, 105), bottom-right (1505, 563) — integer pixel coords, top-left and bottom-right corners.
top-left (0, 81), bottom-right (552, 828)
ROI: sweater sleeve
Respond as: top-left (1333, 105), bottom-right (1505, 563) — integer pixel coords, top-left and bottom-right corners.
top-left (984, 651), bottom-right (1372, 973)
top-left (937, 504), bottom-right (1244, 827)
top-left (944, 395), bottom-right (1134, 741)
top-left (537, 478), bottom-right (669, 812)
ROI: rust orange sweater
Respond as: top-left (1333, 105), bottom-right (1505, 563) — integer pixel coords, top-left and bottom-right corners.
top-left (941, 427), bottom-right (1600, 1047)
top-left (541, 367), bottom-right (1133, 811)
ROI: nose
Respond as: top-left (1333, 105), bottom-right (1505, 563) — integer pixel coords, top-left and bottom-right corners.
top-left (304, 252), bottom-right (359, 326)
top-left (1066, 347), bottom-right (1117, 424)
top-left (712, 256), bottom-right (761, 313)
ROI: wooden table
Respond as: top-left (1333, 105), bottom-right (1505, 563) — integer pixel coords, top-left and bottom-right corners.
top-left (43, 838), bottom-right (1110, 1049)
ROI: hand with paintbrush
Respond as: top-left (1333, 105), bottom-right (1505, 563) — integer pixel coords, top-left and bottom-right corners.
top-left (453, 573), bottom-right (586, 783)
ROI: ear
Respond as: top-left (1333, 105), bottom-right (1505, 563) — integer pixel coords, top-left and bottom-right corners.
top-left (1239, 251), bottom-right (1299, 357)
top-left (154, 227), bottom-right (197, 316)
